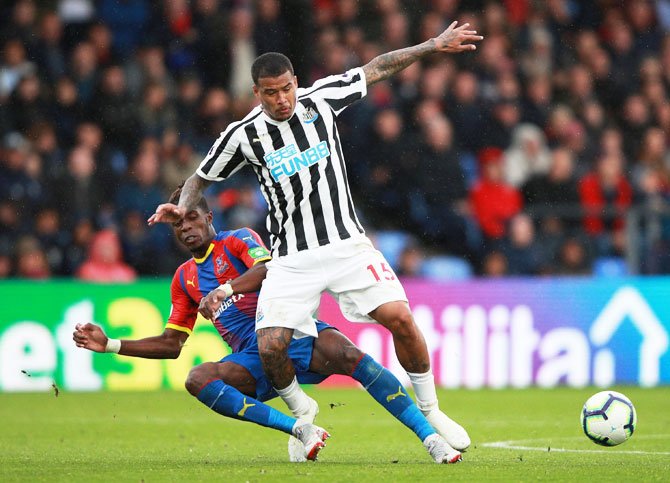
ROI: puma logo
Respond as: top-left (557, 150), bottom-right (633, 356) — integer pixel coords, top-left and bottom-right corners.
top-left (386, 385), bottom-right (406, 402)
top-left (186, 276), bottom-right (195, 287)
top-left (252, 138), bottom-right (262, 143)
top-left (238, 397), bottom-right (256, 416)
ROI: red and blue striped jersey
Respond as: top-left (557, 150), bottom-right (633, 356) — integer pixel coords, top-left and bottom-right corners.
top-left (165, 227), bottom-right (271, 352)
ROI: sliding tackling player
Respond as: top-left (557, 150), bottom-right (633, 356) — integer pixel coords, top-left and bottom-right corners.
top-left (74, 184), bottom-right (462, 463)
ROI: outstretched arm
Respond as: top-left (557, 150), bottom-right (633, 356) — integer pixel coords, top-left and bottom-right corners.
top-left (73, 323), bottom-right (188, 359)
top-left (362, 21), bottom-right (483, 86)
top-left (148, 172), bottom-right (213, 225)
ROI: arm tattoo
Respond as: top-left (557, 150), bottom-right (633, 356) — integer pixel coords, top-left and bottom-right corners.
top-left (362, 39), bottom-right (436, 86)
top-left (179, 173), bottom-right (213, 211)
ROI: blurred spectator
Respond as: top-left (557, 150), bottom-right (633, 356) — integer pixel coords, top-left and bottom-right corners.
top-left (15, 236), bottom-right (50, 279)
top-left (410, 115), bottom-right (473, 254)
top-left (481, 251), bottom-right (508, 277)
top-left (76, 229), bottom-right (136, 282)
top-left (448, 70), bottom-right (485, 152)
top-left (34, 207), bottom-right (70, 275)
top-left (69, 41), bottom-right (98, 103)
top-left (395, 243), bottom-right (423, 278)
top-left (55, 146), bottom-right (103, 228)
top-left (61, 218), bottom-right (94, 275)
top-left (162, 139), bottom-right (200, 193)
top-left (0, 38), bottom-right (35, 101)
top-left (34, 12), bottom-right (67, 84)
top-left (115, 148), bottom-right (163, 220)
top-left (501, 214), bottom-right (543, 275)
top-left (522, 147), bottom-right (580, 226)
top-left (579, 153), bottom-right (634, 237)
top-left (89, 65), bottom-right (140, 153)
top-left (556, 237), bottom-right (591, 276)
top-left (504, 123), bottom-right (551, 187)
top-left (470, 147), bottom-right (523, 241)
top-left (98, 0), bottom-right (148, 56)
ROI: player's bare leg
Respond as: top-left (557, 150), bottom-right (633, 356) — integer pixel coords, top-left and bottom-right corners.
top-left (257, 326), bottom-right (320, 461)
top-left (369, 301), bottom-right (470, 451)
top-left (257, 327), bottom-right (296, 389)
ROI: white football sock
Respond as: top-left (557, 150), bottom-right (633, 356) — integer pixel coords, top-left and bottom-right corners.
top-left (274, 376), bottom-right (311, 416)
top-left (407, 369), bottom-right (439, 413)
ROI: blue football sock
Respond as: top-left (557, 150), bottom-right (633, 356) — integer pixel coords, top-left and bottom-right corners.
top-left (197, 379), bottom-right (296, 435)
top-left (351, 354), bottom-right (435, 442)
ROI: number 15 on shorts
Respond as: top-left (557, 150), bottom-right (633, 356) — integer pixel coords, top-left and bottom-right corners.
top-left (367, 263), bottom-right (396, 282)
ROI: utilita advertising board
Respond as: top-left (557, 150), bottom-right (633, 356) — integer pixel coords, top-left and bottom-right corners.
top-left (0, 278), bottom-right (668, 392)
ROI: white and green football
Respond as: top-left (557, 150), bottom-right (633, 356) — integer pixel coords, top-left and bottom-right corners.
top-left (581, 391), bottom-right (637, 446)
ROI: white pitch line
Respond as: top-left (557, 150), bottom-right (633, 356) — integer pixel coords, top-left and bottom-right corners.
top-left (482, 439), bottom-right (670, 456)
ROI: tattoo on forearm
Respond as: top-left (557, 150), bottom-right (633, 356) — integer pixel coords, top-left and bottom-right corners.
top-left (179, 174), bottom-right (212, 211)
top-left (363, 40), bottom-right (436, 86)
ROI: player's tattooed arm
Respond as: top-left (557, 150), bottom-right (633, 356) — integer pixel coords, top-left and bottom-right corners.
top-left (362, 21), bottom-right (483, 86)
top-left (179, 172), bottom-right (213, 212)
top-left (148, 172), bottom-right (213, 225)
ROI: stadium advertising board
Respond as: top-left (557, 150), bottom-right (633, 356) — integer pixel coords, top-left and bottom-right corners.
top-left (0, 278), bottom-right (669, 392)
top-left (0, 281), bottom-right (229, 392)
top-left (319, 278), bottom-right (670, 389)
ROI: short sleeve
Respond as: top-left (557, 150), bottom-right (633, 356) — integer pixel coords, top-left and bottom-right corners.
top-left (165, 268), bottom-right (198, 335)
top-left (299, 67), bottom-right (367, 116)
top-left (226, 228), bottom-right (272, 268)
top-left (196, 124), bottom-right (248, 182)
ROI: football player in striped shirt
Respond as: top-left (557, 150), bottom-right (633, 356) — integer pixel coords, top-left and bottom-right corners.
top-left (75, 183), bottom-right (462, 463)
top-left (149, 21), bottom-right (482, 454)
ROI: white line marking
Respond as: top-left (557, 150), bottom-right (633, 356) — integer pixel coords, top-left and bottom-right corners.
top-left (482, 435), bottom-right (670, 456)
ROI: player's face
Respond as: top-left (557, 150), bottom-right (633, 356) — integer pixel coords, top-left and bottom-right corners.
top-left (171, 208), bottom-right (213, 253)
top-left (254, 71), bottom-right (298, 122)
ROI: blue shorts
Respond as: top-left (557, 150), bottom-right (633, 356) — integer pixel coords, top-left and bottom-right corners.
top-left (218, 321), bottom-right (333, 402)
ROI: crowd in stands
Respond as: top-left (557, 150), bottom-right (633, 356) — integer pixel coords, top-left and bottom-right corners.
top-left (1, 0), bottom-right (670, 281)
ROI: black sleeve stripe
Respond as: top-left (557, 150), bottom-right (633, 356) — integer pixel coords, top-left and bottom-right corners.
top-left (324, 92), bottom-right (363, 113)
top-left (297, 73), bottom-right (362, 100)
top-left (200, 111), bottom-right (262, 176)
top-left (214, 143), bottom-right (246, 179)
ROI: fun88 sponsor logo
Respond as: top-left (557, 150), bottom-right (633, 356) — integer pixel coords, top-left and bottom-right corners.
top-left (263, 141), bottom-right (330, 181)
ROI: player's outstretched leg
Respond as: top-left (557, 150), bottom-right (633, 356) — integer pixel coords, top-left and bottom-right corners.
top-left (350, 353), bottom-right (461, 463)
top-left (192, 378), bottom-right (329, 461)
top-left (370, 301), bottom-right (470, 450)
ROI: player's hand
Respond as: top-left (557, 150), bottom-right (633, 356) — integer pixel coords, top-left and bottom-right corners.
top-left (72, 323), bottom-right (108, 353)
top-left (433, 21), bottom-right (483, 53)
top-left (147, 203), bottom-right (186, 226)
top-left (198, 289), bottom-right (228, 321)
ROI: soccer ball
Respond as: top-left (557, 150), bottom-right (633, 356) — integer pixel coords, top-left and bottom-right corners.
top-left (580, 391), bottom-right (637, 446)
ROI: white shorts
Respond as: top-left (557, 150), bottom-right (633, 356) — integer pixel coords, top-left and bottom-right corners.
top-left (255, 235), bottom-right (408, 338)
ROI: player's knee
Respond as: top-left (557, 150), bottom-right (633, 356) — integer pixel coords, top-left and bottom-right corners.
top-left (185, 362), bottom-right (218, 396)
top-left (341, 344), bottom-right (365, 374)
top-left (382, 309), bottom-right (418, 340)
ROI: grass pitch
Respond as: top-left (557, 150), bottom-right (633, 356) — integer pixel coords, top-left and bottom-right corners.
top-left (1, 387), bottom-right (669, 481)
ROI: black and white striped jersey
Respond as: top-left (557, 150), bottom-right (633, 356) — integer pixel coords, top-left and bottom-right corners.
top-left (196, 67), bottom-right (367, 257)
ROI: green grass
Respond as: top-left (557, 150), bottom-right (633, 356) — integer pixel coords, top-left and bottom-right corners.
top-left (1, 387), bottom-right (669, 481)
